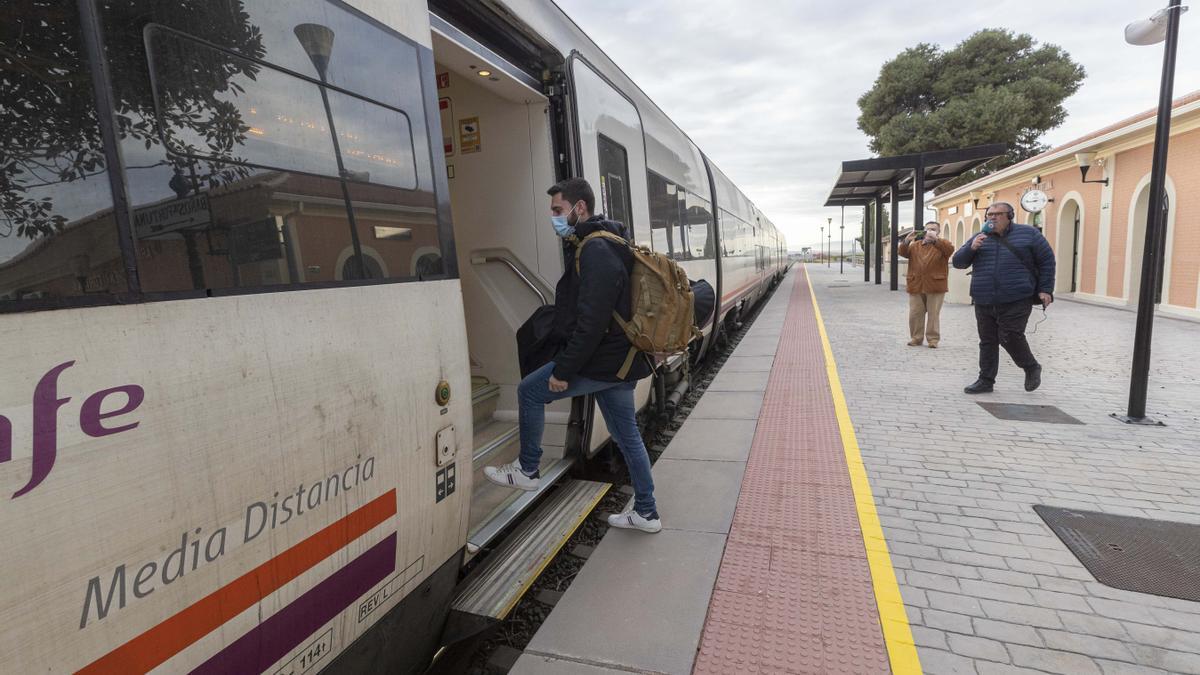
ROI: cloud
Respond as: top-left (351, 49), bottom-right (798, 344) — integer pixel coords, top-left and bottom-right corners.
top-left (554, 0), bottom-right (1200, 249)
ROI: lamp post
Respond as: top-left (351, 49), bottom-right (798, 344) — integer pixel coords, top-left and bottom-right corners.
top-left (826, 217), bottom-right (832, 268)
top-left (295, 23), bottom-right (368, 280)
top-left (1113, 1), bottom-right (1187, 426)
top-left (839, 205), bottom-right (845, 274)
top-left (819, 223), bottom-right (825, 264)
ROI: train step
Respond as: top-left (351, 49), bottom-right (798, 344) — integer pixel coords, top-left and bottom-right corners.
top-left (446, 479), bottom-right (609, 640)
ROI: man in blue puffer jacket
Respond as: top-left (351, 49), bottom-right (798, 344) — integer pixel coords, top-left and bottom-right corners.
top-left (952, 202), bottom-right (1056, 394)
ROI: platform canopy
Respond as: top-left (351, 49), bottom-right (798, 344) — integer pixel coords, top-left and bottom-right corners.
top-left (822, 143), bottom-right (1006, 290)
top-left (823, 143), bottom-right (1006, 207)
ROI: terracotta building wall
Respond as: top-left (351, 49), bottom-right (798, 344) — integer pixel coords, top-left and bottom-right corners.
top-left (1110, 144), bottom-right (1153, 298)
top-left (1166, 127), bottom-right (1199, 307)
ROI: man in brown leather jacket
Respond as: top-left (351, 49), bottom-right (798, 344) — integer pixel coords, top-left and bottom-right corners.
top-left (900, 221), bottom-right (954, 348)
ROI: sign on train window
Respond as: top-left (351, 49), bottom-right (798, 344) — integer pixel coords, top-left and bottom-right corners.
top-left (145, 26), bottom-right (418, 191)
top-left (598, 135), bottom-right (632, 237)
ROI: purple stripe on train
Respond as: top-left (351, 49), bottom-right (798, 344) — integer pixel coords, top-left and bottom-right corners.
top-left (190, 533), bottom-right (397, 675)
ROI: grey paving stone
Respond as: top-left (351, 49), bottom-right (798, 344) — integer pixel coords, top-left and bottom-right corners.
top-left (918, 648), bottom-right (980, 674)
top-left (1007, 645), bottom-right (1102, 674)
top-left (979, 599), bottom-right (1064, 629)
top-left (973, 618), bottom-right (1044, 647)
top-left (1058, 612), bottom-right (1131, 641)
top-left (1128, 645), bottom-right (1200, 674)
top-left (947, 634), bottom-right (1011, 663)
top-left (719, 355), bottom-right (775, 372)
top-left (704, 369), bottom-right (771, 392)
top-left (658, 418), bottom-right (758, 462)
top-left (927, 591), bottom-right (984, 615)
top-left (1095, 660), bottom-right (1172, 675)
top-left (1038, 630), bottom-right (1136, 662)
top-left (923, 609), bottom-right (975, 634)
top-left (688, 391), bottom-right (764, 420)
top-left (730, 336), bottom-right (780, 356)
top-left (511, 653), bottom-right (631, 674)
top-left (525, 529), bottom-right (725, 675)
top-left (1124, 622), bottom-right (1200, 653)
top-left (645, 458), bottom-right (743, 534)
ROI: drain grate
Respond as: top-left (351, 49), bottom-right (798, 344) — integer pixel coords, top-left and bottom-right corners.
top-left (977, 402), bottom-right (1083, 425)
top-left (1034, 505), bottom-right (1200, 602)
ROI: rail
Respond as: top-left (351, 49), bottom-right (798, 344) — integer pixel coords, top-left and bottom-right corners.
top-left (470, 254), bottom-right (549, 305)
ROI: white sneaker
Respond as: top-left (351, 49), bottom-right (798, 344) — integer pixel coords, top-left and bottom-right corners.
top-left (607, 510), bottom-right (662, 533)
top-left (483, 460), bottom-right (540, 492)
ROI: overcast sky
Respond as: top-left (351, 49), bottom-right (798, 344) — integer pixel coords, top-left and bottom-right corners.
top-left (554, 0), bottom-right (1199, 250)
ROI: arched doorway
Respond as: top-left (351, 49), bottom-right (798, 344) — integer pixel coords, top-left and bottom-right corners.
top-left (955, 220), bottom-right (965, 247)
top-left (1055, 197), bottom-right (1083, 294)
top-left (1126, 178), bottom-right (1176, 305)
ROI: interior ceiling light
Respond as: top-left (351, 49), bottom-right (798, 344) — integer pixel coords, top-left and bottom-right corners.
top-left (477, 69), bottom-right (492, 77)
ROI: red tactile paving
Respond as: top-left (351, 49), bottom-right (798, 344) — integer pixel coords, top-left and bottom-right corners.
top-left (694, 273), bottom-right (889, 675)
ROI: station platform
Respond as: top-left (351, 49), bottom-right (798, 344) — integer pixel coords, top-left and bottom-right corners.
top-left (510, 263), bottom-right (1200, 675)
top-left (510, 267), bottom-right (917, 675)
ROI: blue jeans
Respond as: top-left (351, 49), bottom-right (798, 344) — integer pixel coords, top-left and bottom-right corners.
top-left (518, 361), bottom-right (657, 517)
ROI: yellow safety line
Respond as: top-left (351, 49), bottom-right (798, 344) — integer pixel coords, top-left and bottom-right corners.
top-left (497, 483), bottom-right (611, 620)
top-left (804, 266), bottom-right (923, 675)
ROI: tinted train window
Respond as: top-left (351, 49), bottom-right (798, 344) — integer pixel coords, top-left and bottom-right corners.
top-left (685, 192), bottom-right (714, 260)
top-left (100, 0), bottom-right (442, 293)
top-left (597, 135), bottom-right (632, 236)
top-left (0, 5), bottom-right (127, 304)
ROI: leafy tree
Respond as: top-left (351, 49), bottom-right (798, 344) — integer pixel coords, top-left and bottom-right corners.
top-left (1, 1), bottom-right (263, 240)
top-left (857, 29), bottom-right (1085, 190)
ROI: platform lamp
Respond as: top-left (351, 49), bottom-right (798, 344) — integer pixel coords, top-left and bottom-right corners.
top-left (295, 22), bottom-right (368, 280)
top-left (826, 217), bottom-right (832, 267)
top-left (1074, 152), bottom-right (1110, 186)
top-left (820, 222), bottom-right (825, 264)
top-left (839, 205), bottom-right (845, 275)
top-left (1113, 0), bottom-right (1188, 426)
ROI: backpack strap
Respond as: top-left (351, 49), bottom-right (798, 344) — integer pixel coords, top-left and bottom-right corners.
top-left (574, 230), bottom-right (630, 275)
top-left (616, 346), bottom-right (639, 380)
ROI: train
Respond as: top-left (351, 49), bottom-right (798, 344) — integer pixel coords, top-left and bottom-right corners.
top-left (0, 0), bottom-right (787, 672)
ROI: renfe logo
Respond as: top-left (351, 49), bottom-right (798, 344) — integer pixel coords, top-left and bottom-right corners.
top-left (0, 361), bottom-right (144, 498)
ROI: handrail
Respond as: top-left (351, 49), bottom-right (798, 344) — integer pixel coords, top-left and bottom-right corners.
top-left (470, 254), bottom-right (548, 305)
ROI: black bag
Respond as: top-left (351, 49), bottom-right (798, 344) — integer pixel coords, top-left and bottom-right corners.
top-left (690, 279), bottom-right (716, 330)
top-left (992, 235), bottom-right (1046, 306)
top-left (516, 304), bottom-right (562, 378)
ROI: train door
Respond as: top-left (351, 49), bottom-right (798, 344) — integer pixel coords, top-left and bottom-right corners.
top-left (565, 54), bottom-right (654, 455)
top-left (429, 29), bottom-right (570, 549)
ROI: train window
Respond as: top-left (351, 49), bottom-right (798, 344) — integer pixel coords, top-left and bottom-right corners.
top-left (99, 0), bottom-right (443, 295)
top-left (685, 193), bottom-right (714, 260)
top-left (0, 5), bottom-right (129, 305)
top-left (146, 28), bottom-right (418, 190)
top-left (597, 135), bottom-right (632, 237)
top-left (648, 171), bottom-right (693, 261)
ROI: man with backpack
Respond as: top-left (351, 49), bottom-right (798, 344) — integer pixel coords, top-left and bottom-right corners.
top-left (485, 178), bottom-right (663, 533)
top-left (952, 202), bottom-right (1056, 395)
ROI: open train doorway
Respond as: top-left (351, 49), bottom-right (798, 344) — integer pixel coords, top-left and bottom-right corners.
top-left (431, 27), bottom-right (569, 549)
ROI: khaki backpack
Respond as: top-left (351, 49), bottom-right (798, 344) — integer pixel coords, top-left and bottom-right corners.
top-left (576, 230), bottom-right (701, 378)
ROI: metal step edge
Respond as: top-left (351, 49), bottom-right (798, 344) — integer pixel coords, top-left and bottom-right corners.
top-left (471, 383), bottom-right (501, 406)
top-left (472, 424), bottom-right (520, 464)
top-left (453, 478), bottom-right (610, 620)
top-left (467, 459), bottom-right (574, 550)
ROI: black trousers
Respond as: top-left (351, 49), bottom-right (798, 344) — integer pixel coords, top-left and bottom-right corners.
top-left (974, 300), bottom-right (1039, 383)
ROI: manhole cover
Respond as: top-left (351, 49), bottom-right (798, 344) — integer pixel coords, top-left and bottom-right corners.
top-left (977, 402), bottom-right (1082, 425)
top-left (1034, 505), bottom-right (1200, 602)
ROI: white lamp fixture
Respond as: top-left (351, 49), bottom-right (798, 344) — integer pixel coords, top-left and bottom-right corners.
top-left (1126, 6), bottom-right (1190, 45)
top-left (1075, 151), bottom-right (1110, 185)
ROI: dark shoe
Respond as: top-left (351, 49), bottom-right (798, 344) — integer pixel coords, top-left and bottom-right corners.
top-left (964, 379), bottom-right (994, 394)
top-left (1025, 365), bottom-right (1042, 392)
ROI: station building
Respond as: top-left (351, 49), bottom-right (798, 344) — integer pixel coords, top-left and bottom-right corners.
top-left (931, 91), bottom-right (1200, 320)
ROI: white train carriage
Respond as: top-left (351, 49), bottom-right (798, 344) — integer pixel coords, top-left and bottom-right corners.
top-left (0, 0), bottom-right (786, 672)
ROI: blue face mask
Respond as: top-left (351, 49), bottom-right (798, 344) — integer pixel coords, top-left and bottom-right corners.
top-left (551, 208), bottom-right (577, 238)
